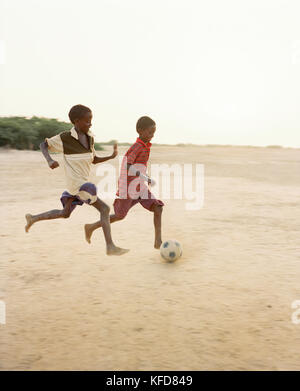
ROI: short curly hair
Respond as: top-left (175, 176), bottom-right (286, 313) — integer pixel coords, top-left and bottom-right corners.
top-left (136, 116), bottom-right (156, 131)
top-left (68, 104), bottom-right (92, 124)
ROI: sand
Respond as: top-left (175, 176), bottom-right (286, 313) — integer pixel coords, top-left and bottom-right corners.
top-left (0, 145), bottom-right (300, 370)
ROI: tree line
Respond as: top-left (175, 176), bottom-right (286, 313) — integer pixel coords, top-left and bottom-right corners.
top-left (0, 117), bottom-right (72, 150)
top-left (0, 116), bottom-right (106, 150)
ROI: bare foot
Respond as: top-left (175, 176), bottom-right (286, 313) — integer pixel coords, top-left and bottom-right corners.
top-left (84, 224), bottom-right (94, 244)
top-left (106, 245), bottom-right (130, 256)
top-left (25, 214), bottom-right (34, 233)
top-left (154, 239), bottom-right (162, 249)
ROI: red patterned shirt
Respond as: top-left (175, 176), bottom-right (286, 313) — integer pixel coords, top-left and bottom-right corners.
top-left (117, 138), bottom-right (152, 198)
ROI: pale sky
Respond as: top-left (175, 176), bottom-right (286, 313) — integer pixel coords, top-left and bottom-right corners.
top-left (1, 0), bottom-right (300, 147)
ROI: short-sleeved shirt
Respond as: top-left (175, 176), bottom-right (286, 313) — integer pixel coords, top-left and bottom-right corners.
top-left (117, 138), bottom-right (152, 199)
top-left (45, 127), bottom-right (96, 195)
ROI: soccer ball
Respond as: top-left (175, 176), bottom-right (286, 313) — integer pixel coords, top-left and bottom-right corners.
top-left (160, 240), bottom-right (182, 262)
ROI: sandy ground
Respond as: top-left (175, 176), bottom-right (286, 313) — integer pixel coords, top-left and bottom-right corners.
top-left (0, 145), bottom-right (300, 370)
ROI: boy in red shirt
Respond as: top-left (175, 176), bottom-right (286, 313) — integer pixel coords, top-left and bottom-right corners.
top-left (85, 116), bottom-right (164, 249)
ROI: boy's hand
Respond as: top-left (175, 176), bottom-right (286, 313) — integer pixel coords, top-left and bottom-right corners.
top-left (148, 178), bottom-right (156, 186)
top-left (139, 172), bottom-right (156, 186)
top-left (48, 160), bottom-right (59, 169)
top-left (111, 143), bottom-right (118, 159)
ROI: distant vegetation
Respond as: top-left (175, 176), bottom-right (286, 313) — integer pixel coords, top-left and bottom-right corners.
top-left (0, 117), bottom-right (106, 150)
top-left (0, 116), bottom-right (293, 151)
top-left (94, 143), bottom-right (104, 150)
top-left (100, 140), bottom-right (131, 146)
top-left (266, 145), bottom-right (283, 149)
top-left (0, 117), bottom-right (72, 150)
top-left (0, 117), bottom-right (134, 151)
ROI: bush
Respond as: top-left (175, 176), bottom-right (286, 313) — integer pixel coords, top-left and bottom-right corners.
top-left (94, 142), bottom-right (104, 151)
top-left (0, 116), bottom-right (72, 150)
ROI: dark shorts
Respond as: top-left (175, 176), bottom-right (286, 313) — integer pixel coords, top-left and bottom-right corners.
top-left (60, 182), bottom-right (97, 213)
top-left (113, 190), bottom-right (164, 219)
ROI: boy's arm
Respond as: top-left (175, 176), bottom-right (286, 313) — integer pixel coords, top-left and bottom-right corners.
top-left (40, 141), bottom-right (59, 169)
top-left (92, 143), bottom-right (118, 164)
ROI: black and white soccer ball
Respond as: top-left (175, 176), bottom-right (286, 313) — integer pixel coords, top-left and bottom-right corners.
top-left (160, 239), bottom-right (182, 262)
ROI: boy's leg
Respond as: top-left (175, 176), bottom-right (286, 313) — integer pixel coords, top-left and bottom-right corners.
top-left (84, 214), bottom-right (122, 244)
top-left (139, 190), bottom-right (164, 249)
top-left (25, 197), bottom-right (75, 232)
top-left (84, 198), bottom-right (136, 244)
top-left (151, 204), bottom-right (163, 249)
top-left (90, 198), bottom-right (129, 255)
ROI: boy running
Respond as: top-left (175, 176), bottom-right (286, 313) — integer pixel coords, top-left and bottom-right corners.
top-left (84, 116), bottom-right (164, 249)
top-left (25, 104), bottom-right (128, 256)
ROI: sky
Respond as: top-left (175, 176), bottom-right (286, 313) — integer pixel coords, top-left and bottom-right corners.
top-left (1, 0), bottom-right (300, 147)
